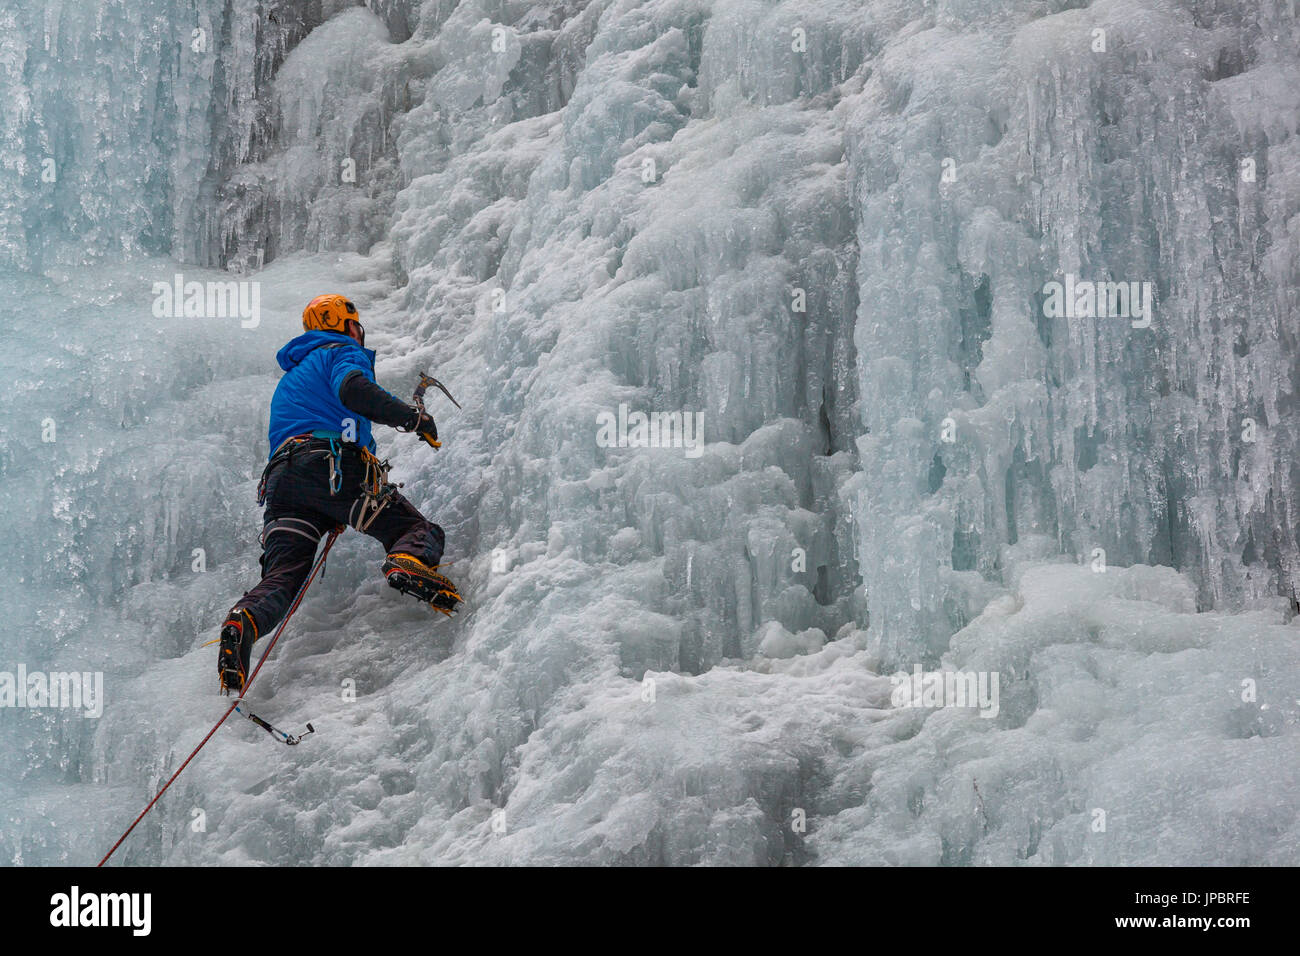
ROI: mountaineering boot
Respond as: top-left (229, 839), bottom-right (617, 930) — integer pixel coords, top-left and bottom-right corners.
top-left (383, 553), bottom-right (462, 615)
top-left (218, 608), bottom-right (258, 694)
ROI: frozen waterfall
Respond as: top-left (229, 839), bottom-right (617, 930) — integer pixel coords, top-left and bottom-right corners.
top-left (0, 0), bottom-right (1297, 866)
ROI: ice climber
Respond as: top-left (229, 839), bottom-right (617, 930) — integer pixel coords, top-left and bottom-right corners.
top-left (217, 294), bottom-right (461, 694)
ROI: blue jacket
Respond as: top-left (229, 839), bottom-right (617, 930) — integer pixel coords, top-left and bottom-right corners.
top-left (268, 331), bottom-right (380, 457)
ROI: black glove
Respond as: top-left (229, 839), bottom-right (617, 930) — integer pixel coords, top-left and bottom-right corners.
top-left (404, 408), bottom-right (439, 448)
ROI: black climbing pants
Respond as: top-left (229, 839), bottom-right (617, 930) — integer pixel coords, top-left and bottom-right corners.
top-left (230, 439), bottom-right (444, 636)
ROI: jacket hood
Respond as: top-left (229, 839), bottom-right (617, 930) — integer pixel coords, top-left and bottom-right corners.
top-left (277, 330), bottom-right (374, 371)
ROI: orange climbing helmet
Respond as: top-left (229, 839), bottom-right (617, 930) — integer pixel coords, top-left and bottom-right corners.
top-left (302, 294), bottom-right (359, 333)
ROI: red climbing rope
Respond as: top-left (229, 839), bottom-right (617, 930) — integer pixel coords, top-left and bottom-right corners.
top-left (97, 528), bottom-right (342, 867)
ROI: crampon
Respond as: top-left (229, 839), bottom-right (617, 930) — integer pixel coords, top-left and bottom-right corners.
top-left (382, 553), bottom-right (462, 616)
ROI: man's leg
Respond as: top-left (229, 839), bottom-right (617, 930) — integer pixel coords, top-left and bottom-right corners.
top-left (232, 514), bottom-right (335, 635)
top-left (233, 443), bottom-right (350, 635)
top-left (220, 442), bottom-right (354, 691)
top-left (358, 493), bottom-right (459, 610)
top-left (358, 492), bottom-right (444, 566)
top-left (219, 512), bottom-right (333, 692)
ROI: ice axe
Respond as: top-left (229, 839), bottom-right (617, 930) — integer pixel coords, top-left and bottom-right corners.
top-left (410, 371), bottom-right (461, 449)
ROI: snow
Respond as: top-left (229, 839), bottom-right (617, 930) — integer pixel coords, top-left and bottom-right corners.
top-left (0, 0), bottom-right (1297, 866)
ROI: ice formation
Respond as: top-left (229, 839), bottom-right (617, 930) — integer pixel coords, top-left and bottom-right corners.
top-left (0, 0), bottom-right (1297, 865)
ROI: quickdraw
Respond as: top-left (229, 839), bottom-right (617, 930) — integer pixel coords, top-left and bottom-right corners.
top-left (234, 703), bottom-right (315, 746)
top-left (327, 438), bottom-right (344, 495)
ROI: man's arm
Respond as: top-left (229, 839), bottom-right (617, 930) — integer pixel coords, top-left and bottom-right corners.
top-left (338, 370), bottom-right (420, 429)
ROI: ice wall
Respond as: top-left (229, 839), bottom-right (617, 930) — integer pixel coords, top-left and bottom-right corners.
top-left (1, 0), bottom-right (1297, 866)
top-left (217, 5), bottom-right (407, 268)
top-left (0, 0), bottom-right (320, 271)
top-left (0, 258), bottom-right (351, 863)
top-left (385, 0), bottom-right (870, 673)
top-left (203, 0), bottom-right (1296, 863)
top-left (252, 0), bottom-right (1300, 668)
top-left (846, 0), bottom-right (1300, 663)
